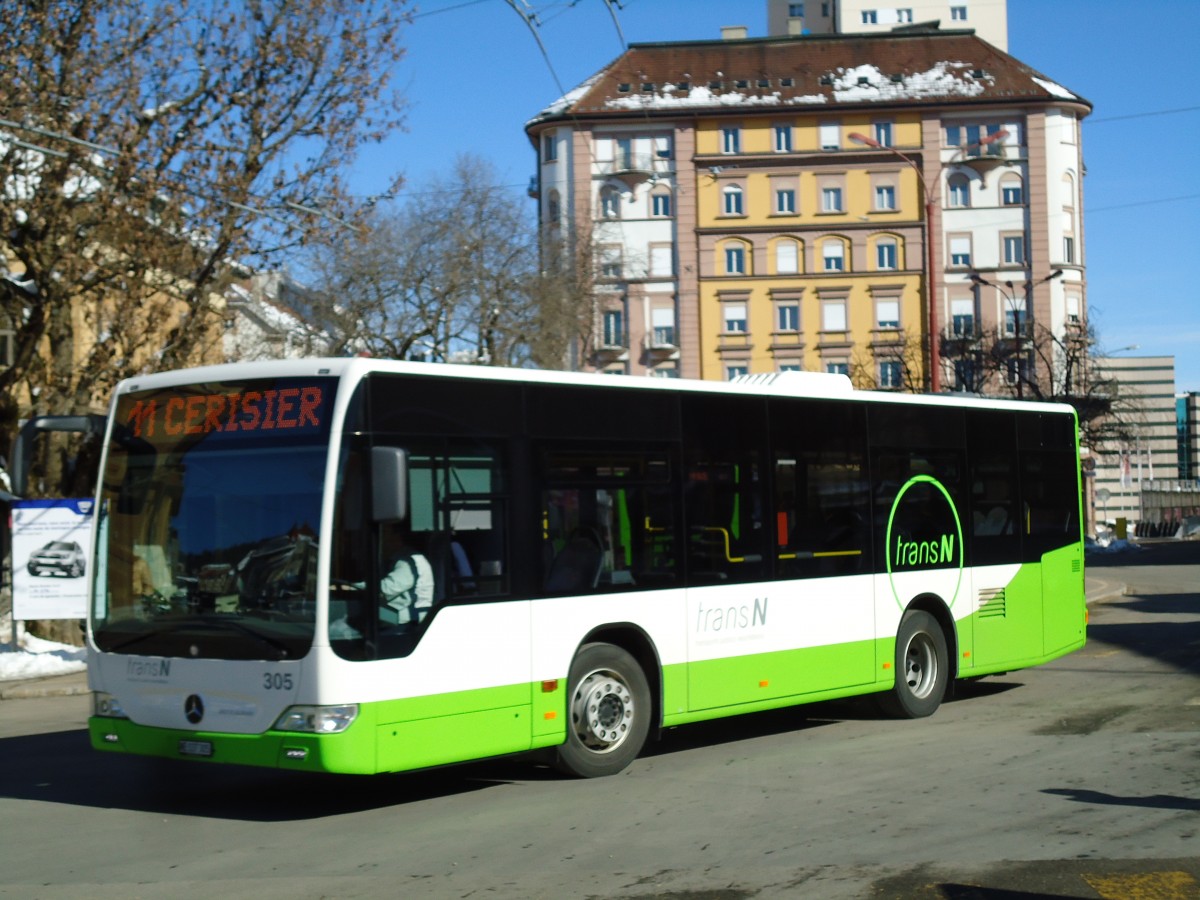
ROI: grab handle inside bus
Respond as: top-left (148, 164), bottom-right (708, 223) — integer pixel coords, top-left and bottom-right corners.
top-left (371, 446), bottom-right (409, 522)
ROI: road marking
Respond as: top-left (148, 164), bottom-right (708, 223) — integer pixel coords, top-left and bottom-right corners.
top-left (1084, 871), bottom-right (1200, 899)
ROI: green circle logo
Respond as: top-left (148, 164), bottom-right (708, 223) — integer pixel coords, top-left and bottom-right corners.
top-left (885, 475), bottom-right (964, 610)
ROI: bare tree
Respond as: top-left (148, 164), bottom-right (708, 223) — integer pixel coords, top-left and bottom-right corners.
top-left (850, 329), bottom-right (926, 393)
top-left (1, 0), bottom-right (411, 458)
top-left (958, 320), bottom-right (1136, 450)
top-left (309, 154), bottom-right (592, 369)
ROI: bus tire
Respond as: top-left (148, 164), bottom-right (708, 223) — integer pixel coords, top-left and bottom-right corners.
top-left (879, 609), bottom-right (948, 719)
top-left (555, 642), bottom-right (651, 778)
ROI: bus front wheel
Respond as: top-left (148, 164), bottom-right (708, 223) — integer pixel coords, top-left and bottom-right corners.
top-left (879, 610), bottom-right (948, 719)
top-left (555, 643), bottom-right (651, 778)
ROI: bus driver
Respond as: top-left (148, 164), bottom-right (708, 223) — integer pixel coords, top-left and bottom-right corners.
top-left (379, 528), bottom-right (435, 626)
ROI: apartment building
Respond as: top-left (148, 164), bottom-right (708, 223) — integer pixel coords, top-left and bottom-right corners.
top-left (767, 0), bottom-right (1008, 51)
top-left (526, 27), bottom-right (1088, 385)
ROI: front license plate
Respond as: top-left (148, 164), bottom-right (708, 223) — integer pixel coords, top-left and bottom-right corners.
top-left (178, 740), bottom-right (213, 758)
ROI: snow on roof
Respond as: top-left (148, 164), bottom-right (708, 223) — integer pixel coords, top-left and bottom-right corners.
top-left (529, 31), bottom-right (1089, 125)
top-left (1030, 76), bottom-right (1077, 100)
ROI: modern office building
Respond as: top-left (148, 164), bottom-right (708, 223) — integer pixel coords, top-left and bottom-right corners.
top-left (1089, 355), bottom-right (1180, 527)
top-left (526, 26), bottom-right (1088, 384)
top-left (767, 0), bottom-right (1008, 50)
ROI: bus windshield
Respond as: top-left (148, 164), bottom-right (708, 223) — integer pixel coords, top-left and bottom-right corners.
top-left (90, 377), bottom-right (336, 661)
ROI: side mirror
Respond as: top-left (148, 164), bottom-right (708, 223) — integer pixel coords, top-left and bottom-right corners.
top-left (370, 447), bottom-right (409, 523)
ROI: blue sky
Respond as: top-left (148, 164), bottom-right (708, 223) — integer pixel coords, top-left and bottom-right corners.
top-left (350, 0), bottom-right (1200, 391)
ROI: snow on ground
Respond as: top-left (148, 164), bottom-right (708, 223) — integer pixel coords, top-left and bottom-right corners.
top-left (0, 613), bottom-right (87, 681)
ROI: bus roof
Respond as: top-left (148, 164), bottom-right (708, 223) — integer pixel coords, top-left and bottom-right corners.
top-left (112, 357), bottom-right (1077, 418)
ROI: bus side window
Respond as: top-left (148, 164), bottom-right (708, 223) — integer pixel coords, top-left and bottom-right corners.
top-left (539, 449), bottom-right (678, 595)
top-left (967, 410), bottom-right (1021, 566)
top-left (771, 398), bottom-right (869, 578)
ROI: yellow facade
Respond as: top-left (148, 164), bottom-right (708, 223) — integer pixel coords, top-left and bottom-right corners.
top-left (694, 115), bottom-right (925, 385)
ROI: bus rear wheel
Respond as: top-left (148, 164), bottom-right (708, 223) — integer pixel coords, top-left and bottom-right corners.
top-left (555, 643), bottom-right (651, 778)
top-left (879, 609), bottom-right (948, 719)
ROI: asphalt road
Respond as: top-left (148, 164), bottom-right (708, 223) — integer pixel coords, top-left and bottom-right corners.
top-left (1, 543), bottom-right (1197, 899)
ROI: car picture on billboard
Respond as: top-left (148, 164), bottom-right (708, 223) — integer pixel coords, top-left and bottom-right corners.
top-left (11, 499), bottom-right (95, 620)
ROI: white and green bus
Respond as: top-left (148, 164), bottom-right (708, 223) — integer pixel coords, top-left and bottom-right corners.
top-left (88, 358), bottom-right (1086, 777)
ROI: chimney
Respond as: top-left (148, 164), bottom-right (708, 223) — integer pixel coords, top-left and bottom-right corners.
top-left (721, 25), bottom-right (748, 40)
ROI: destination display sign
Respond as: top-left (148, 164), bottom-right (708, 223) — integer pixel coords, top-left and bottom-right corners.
top-left (116, 378), bottom-right (336, 448)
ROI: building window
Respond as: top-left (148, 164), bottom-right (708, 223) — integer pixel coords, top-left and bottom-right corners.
top-left (789, 2), bottom-right (805, 15)
top-left (822, 301), bottom-right (847, 331)
top-left (600, 186), bottom-right (621, 219)
top-left (600, 247), bottom-right (622, 279)
top-left (951, 298), bottom-right (975, 336)
top-left (821, 186), bottom-right (843, 212)
top-left (874, 185), bottom-right (896, 210)
top-left (950, 5), bottom-right (967, 20)
top-left (823, 241), bottom-right (845, 271)
top-left (726, 365), bottom-right (749, 380)
top-left (897, 8), bottom-right (913, 22)
top-left (819, 122), bottom-right (840, 150)
top-left (1003, 234), bottom-right (1026, 265)
top-left (1004, 298), bottom-right (1028, 336)
top-left (873, 120), bottom-right (893, 147)
top-left (876, 239), bottom-right (898, 270)
top-left (725, 245), bottom-right (746, 275)
top-left (652, 307), bottom-right (676, 346)
top-left (722, 126), bottom-right (741, 154)
top-left (650, 245), bottom-right (673, 277)
top-left (1002, 182), bottom-right (1023, 205)
top-left (774, 124), bottom-right (793, 152)
top-left (722, 185), bottom-right (745, 216)
top-left (724, 303), bottom-right (748, 333)
top-left (546, 191), bottom-right (560, 225)
top-left (876, 299), bottom-right (900, 329)
top-left (861, 10), bottom-right (878, 24)
top-left (652, 192), bottom-right (672, 217)
top-left (953, 359), bottom-right (978, 391)
top-left (602, 310), bottom-right (625, 347)
top-left (949, 236), bottom-right (971, 267)
top-left (945, 123), bottom-right (1004, 156)
top-left (826, 361), bottom-right (849, 376)
top-left (948, 174), bottom-right (970, 208)
top-left (775, 240), bottom-right (800, 274)
top-left (775, 188), bottom-right (796, 214)
top-left (1063, 236), bottom-right (1075, 264)
top-left (879, 360), bottom-right (902, 388)
top-left (542, 134), bottom-right (557, 162)
top-left (777, 303), bottom-right (800, 332)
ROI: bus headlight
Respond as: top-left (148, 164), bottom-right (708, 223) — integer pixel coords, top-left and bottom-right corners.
top-left (273, 704), bottom-right (358, 734)
top-left (92, 692), bottom-right (127, 718)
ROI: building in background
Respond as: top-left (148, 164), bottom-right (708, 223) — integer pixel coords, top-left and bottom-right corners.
top-left (767, 0), bottom-right (1008, 50)
top-left (1089, 355), bottom-right (1181, 529)
top-left (224, 272), bottom-right (330, 362)
top-left (1179, 392), bottom-right (1200, 482)
top-left (526, 26), bottom-right (1087, 385)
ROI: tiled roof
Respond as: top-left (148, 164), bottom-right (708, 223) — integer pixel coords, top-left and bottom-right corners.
top-left (532, 30), bottom-right (1090, 123)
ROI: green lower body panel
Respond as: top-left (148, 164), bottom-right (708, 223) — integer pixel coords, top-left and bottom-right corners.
top-left (90, 681), bottom-right (561, 775)
top-left (89, 714), bottom-right (381, 774)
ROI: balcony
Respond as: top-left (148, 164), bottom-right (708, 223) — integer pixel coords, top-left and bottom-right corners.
top-left (595, 152), bottom-right (673, 188)
top-left (592, 340), bottom-right (629, 365)
top-left (643, 329), bottom-right (680, 362)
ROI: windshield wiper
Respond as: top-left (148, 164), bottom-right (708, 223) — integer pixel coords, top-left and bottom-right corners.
top-left (193, 615), bottom-right (296, 658)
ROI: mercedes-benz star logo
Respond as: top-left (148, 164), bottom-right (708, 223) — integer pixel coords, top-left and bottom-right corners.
top-left (184, 694), bottom-right (204, 725)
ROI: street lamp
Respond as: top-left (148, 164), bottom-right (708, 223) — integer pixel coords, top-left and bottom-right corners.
top-left (849, 129), bottom-right (1009, 392)
top-left (970, 269), bottom-right (1063, 398)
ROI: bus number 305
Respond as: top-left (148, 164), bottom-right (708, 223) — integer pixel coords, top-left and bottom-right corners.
top-left (263, 673), bottom-right (294, 691)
